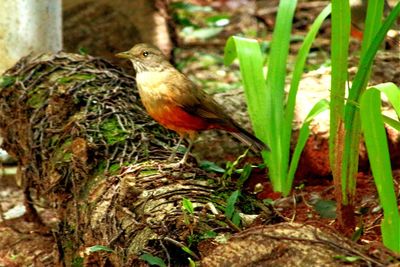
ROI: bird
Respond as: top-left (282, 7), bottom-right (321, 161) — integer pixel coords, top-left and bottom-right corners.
top-left (116, 43), bottom-right (269, 165)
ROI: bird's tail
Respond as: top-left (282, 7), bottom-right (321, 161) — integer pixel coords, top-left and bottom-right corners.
top-left (230, 126), bottom-right (270, 153)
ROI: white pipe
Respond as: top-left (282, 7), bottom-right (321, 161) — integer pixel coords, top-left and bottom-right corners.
top-left (0, 0), bottom-right (62, 74)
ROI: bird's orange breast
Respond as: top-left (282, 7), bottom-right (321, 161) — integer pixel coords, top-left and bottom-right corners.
top-left (147, 104), bottom-right (213, 134)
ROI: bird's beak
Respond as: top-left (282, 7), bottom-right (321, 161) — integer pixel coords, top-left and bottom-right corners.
top-left (115, 51), bottom-right (130, 59)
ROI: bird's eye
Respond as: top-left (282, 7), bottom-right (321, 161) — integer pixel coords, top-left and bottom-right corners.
top-left (142, 51), bottom-right (149, 57)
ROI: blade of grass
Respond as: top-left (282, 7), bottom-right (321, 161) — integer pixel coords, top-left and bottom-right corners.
top-left (225, 190), bottom-right (240, 220)
top-left (343, 0), bottom-right (384, 199)
top-left (284, 4), bottom-right (331, 139)
top-left (283, 4), bottom-right (331, 194)
top-left (224, 37), bottom-right (268, 142)
top-left (263, 0), bottom-right (298, 192)
top-left (342, 1), bottom-right (399, 202)
top-left (379, 81), bottom-right (400, 130)
top-left (373, 82), bottom-right (400, 116)
top-left (375, 82), bottom-right (400, 139)
top-left (346, 2), bottom-right (399, 115)
top-left (139, 253), bottom-right (167, 267)
top-left (330, 0), bottom-right (351, 209)
top-left (329, 0), bottom-right (350, 171)
top-left (383, 115), bottom-right (400, 131)
top-left (285, 99), bottom-right (329, 195)
top-left (360, 87), bottom-right (400, 253)
top-left (360, 0), bottom-right (385, 57)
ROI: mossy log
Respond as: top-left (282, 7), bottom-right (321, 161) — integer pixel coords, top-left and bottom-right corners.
top-left (0, 53), bottom-right (256, 266)
top-left (0, 53), bottom-right (395, 267)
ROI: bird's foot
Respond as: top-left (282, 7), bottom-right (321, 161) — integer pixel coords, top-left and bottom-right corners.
top-left (162, 159), bottom-right (190, 169)
top-left (158, 155), bottom-right (193, 171)
top-left (162, 162), bottom-right (184, 170)
top-left (162, 142), bottom-right (193, 169)
top-left (167, 153), bottom-right (177, 162)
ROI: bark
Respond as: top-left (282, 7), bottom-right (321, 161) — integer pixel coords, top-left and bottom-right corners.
top-left (0, 53), bottom-right (225, 266)
top-left (201, 223), bottom-right (395, 267)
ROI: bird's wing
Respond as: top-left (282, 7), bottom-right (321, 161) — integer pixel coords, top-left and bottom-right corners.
top-left (163, 71), bottom-right (268, 151)
top-left (166, 73), bottom-right (232, 124)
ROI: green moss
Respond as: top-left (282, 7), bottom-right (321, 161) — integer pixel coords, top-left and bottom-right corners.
top-left (95, 160), bottom-right (107, 174)
top-left (239, 196), bottom-right (257, 214)
top-left (100, 117), bottom-right (128, 145)
top-left (63, 239), bottom-right (75, 250)
top-left (201, 230), bottom-right (217, 239)
top-left (206, 179), bottom-right (216, 185)
top-left (57, 74), bottom-right (96, 84)
top-left (53, 138), bottom-right (73, 164)
top-left (109, 163), bottom-right (121, 174)
top-left (0, 76), bottom-right (15, 89)
top-left (187, 233), bottom-right (201, 247)
top-left (26, 87), bottom-right (47, 109)
top-left (79, 173), bottom-right (107, 200)
top-left (63, 152), bottom-right (72, 162)
top-left (139, 170), bottom-right (160, 176)
top-left (71, 257), bottom-right (84, 267)
top-left (50, 135), bottom-right (60, 146)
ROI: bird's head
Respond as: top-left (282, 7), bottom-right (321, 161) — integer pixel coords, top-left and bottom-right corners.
top-left (116, 43), bottom-right (171, 73)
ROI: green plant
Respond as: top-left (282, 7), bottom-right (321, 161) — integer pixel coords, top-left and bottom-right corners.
top-left (85, 245), bottom-right (114, 254)
top-left (329, 0), bottom-right (352, 229)
top-left (360, 83), bottom-right (400, 252)
top-left (224, 2), bottom-right (331, 195)
top-left (221, 148), bottom-right (249, 182)
top-left (139, 253), bottom-right (167, 267)
top-left (330, 0), bottom-right (399, 232)
top-left (182, 197), bottom-right (195, 225)
top-left (225, 190), bottom-right (241, 226)
top-left (330, 0), bottom-right (400, 252)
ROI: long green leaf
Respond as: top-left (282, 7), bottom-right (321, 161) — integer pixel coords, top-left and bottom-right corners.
top-left (329, 0), bottom-right (351, 208)
top-left (224, 37), bottom-right (268, 142)
top-left (383, 115), bottom-right (400, 131)
top-left (284, 4), bottom-right (331, 139)
top-left (262, 0), bottom-right (298, 192)
top-left (329, 0), bottom-right (350, 173)
top-left (345, 1), bottom-right (398, 111)
top-left (182, 197), bottom-right (194, 215)
top-left (342, 1), bottom-right (400, 202)
top-left (378, 82), bottom-right (400, 130)
top-left (86, 245), bottom-right (113, 253)
top-left (225, 190), bottom-right (240, 220)
top-left (373, 82), bottom-right (400, 117)
top-left (360, 87), bottom-right (400, 253)
top-left (283, 4), bottom-right (331, 194)
top-left (285, 99), bottom-right (330, 195)
top-left (139, 253), bottom-right (167, 267)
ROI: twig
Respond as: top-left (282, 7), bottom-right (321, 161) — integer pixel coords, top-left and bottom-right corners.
top-left (159, 240), bottom-right (171, 267)
top-left (164, 236), bottom-right (200, 261)
top-left (224, 217), bottom-right (242, 233)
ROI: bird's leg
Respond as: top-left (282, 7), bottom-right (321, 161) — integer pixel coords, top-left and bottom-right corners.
top-left (178, 138), bottom-right (193, 165)
top-left (168, 134), bottom-right (185, 162)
